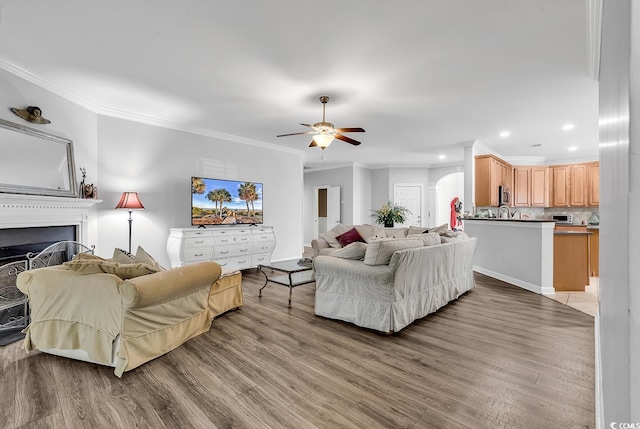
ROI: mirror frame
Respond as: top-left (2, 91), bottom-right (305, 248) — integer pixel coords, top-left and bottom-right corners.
top-left (0, 118), bottom-right (78, 198)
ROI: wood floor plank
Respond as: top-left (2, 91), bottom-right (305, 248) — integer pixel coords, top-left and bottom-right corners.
top-left (1, 270), bottom-right (595, 428)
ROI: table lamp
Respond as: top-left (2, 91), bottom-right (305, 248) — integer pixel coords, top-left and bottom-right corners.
top-left (115, 192), bottom-right (145, 253)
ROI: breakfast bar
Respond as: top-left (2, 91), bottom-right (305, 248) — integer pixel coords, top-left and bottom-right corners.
top-left (464, 218), bottom-right (556, 294)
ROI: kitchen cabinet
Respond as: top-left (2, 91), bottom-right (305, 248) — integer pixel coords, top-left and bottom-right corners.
top-left (587, 162), bottom-right (600, 206)
top-left (553, 227), bottom-right (590, 291)
top-left (475, 155), bottom-right (513, 207)
top-left (589, 228), bottom-right (599, 276)
top-left (569, 163), bottom-right (588, 206)
top-left (550, 161), bottom-right (599, 207)
top-left (551, 165), bottom-right (570, 207)
top-left (513, 166), bottom-right (549, 207)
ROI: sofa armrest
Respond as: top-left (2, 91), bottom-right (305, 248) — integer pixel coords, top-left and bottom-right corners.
top-left (120, 261), bottom-right (222, 309)
top-left (311, 237), bottom-right (331, 257)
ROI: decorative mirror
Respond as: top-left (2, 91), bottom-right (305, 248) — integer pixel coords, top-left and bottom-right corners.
top-left (0, 118), bottom-right (77, 198)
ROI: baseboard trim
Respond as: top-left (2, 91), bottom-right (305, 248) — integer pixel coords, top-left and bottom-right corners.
top-left (472, 266), bottom-right (544, 294)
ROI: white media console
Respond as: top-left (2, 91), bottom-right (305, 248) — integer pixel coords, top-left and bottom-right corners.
top-left (167, 226), bottom-right (276, 273)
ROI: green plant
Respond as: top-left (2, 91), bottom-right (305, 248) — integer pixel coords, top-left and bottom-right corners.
top-left (371, 201), bottom-right (411, 226)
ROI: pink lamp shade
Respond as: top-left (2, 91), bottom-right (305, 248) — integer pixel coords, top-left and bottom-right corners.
top-left (115, 192), bottom-right (145, 210)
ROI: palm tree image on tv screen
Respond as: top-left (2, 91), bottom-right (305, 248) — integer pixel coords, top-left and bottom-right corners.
top-left (191, 177), bottom-right (263, 225)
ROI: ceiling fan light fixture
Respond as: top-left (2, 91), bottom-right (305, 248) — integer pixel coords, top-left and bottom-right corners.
top-left (313, 133), bottom-right (335, 149)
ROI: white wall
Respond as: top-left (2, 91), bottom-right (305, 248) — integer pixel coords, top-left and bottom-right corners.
top-left (598, 1), bottom-right (639, 424)
top-left (0, 68), bottom-right (100, 245)
top-left (353, 165), bottom-right (372, 225)
top-left (303, 166), bottom-right (354, 244)
top-left (371, 168), bottom-right (390, 213)
top-left (96, 116), bottom-right (304, 267)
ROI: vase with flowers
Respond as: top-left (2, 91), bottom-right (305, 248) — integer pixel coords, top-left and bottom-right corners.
top-left (371, 201), bottom-right (410, 228)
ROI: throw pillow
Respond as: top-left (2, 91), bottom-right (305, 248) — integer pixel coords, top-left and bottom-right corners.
top-left (112, 248), bottom-right (135, 264)
top-left (63, 259), bottom-right (158, 279)
top-left (134, 246), bottom-right (165, 270)
top-left (329, 242), bottom-right (368, 260)
top-left (363, 237), bottom-right (424, 266)
top-left (420, 232), bottom-right (442, 246)
top-left (336, 227), bottom-right (365, 247)
top-left (385, 228), bottom-right (407, 239)
top-left (440, 231), bottom-right (470, 243)
top-left (322, 223), bottom-right (350, 248)
top-left (424, 223), bottom-right (449, 234)
top-left (407, 226), bottom-right (429, 235)
top-left (354, 225), bottom-right (375, 243)
top-left (369, 228), bottom-right (387, 242)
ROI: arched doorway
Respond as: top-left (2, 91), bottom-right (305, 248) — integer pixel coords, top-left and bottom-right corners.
top-left (435, 172), bottom-right (464, 228)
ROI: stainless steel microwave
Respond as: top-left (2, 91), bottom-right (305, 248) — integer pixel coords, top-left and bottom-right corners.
top-left (552, 214), bottom-right (574, 224)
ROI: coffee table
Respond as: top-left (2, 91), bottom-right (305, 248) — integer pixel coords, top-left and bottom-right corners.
top-left (258, 260), bottom-right (314, 307)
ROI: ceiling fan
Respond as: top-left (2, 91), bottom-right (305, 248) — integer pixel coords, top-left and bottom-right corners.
top-left (277, 96), bottom-right (365, 149)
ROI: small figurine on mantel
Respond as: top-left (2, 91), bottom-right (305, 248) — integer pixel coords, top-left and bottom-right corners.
top-left (78, 167), bottom-right (97, 199)
top-left (10, 106), bottom-right (51, 124)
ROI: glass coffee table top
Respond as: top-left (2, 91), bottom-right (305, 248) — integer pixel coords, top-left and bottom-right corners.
top-left (258, 259), bottom-right (314, 307)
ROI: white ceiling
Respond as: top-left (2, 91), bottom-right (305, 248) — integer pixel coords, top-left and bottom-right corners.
top-left (0, 0), bottom-right (599, 169)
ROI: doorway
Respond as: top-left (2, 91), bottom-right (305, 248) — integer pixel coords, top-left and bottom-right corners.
top-left (313, 186), bottom-right (340, 240)
top-left (434, 173), bottom-right (464, 228)
top-left (393, 184), bottom-right (423, 226)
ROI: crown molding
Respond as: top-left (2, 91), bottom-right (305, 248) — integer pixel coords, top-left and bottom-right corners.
top-left (0, 55), bottom-right (303, 156)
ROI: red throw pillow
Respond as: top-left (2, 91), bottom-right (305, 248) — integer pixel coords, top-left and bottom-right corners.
top-left (336, 227), bottom-right (365, 247)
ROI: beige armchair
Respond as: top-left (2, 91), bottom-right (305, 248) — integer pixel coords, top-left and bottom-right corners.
top-left (17, 261), bottom-right (223, 377)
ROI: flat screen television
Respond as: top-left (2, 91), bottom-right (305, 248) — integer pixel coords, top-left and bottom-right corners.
top-left (191, 177), bottom-right (263, 226)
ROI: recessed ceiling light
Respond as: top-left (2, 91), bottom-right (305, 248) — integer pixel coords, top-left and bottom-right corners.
top-left (568, 146), bottom-right (578, 151)
top-left (438, 154), bottom-right (446, 160)
top-left (562, 124), bottom-right (575, 131)
top-left (499, 131), bottom-right (510, 138)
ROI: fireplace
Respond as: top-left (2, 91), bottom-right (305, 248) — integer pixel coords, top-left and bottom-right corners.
top-left (0, 225), bottom-right (77, 265)
top-left (0, 193), bottom-right (101, 345)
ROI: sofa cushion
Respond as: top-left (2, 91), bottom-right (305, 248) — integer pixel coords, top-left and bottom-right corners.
top-left (63, 258), bottom-right (159, 279)
top-left (336, 227), bottom-right (365, 247)
top-left (407, 226), bottom-right (429, 235)
top-left (134, 246), bottom-right (165, 271)
top-left (385, 228), bottom-right (407, 239)
top-left (329, 242), bottom-right (368, 260)
top-left (354, 225), bottom-right (385, 243)
top-left (419, 232), bottom-right (442, 246)
top-left (112, 248), bottom-right (134, 263)
top-left (363, 237), bottom-right (424, 266)
top-left (440, 231), bottom-right (470, 243)
top-left (424, 223), bottom-right (449, 234)
top-left (323, 223), bottom-right (351, 248)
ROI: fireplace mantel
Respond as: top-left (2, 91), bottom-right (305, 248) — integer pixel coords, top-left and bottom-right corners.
top-left (0, 193), bottom-right (102, 244)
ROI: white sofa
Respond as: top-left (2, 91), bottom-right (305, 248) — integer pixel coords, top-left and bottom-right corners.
top-left (313, 225), bottom-right (477, 333)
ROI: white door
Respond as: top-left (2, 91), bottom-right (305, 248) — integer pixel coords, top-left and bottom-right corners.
top-left (394, 185), bottom-right (422, 226)
top-left (313, 186), bottom-right (341, 239)
top-left (327, 186), bottom-right (341, 230)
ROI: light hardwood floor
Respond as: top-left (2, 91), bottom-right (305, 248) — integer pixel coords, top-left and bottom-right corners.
top-left (0, 270), bottom-right (595, 429)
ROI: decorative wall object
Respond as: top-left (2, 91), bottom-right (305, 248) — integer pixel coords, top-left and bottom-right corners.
top-left (10, 106), bottom-right (51, 124)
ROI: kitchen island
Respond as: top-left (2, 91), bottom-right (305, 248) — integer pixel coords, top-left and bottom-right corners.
top-left (464, 218), bottom-right (556, 294)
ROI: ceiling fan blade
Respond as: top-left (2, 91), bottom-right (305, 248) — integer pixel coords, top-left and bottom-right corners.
top-left (335, 127), bottom-right (365, 133)
top-left (335, 134), bottom-right (361, 146)
top-left (276, 131), bottom-right (315, 137)
top-left (300, 123), bottom-right (316, 129)
top-left (309, 140), bottom-right (318, 147)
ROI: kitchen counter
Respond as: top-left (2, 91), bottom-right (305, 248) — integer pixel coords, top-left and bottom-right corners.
top-left (464, 219), bottom-right (555, 294)
top-left (463, 217), bottom-right (552, 223)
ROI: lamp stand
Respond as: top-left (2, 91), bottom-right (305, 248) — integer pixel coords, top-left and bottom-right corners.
top-left (127, 209), bottom-right (133, 254)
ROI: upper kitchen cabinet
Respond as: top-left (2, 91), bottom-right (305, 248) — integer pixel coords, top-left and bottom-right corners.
top-left (550, 161), bottom-right (599, 207)
top-left (513, 166), bottom-right (549, 207)
top-left (587, 162), bottom-right (599, 206)
top-left (475, 155), bottom-right (513, 207)
top-left (551, 165), bottom-right (571, 207)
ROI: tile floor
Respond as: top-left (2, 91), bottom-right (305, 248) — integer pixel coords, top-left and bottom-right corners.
top-left (545, 277), bottom-right (599, 317)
